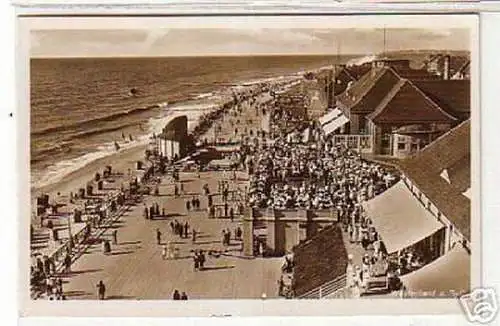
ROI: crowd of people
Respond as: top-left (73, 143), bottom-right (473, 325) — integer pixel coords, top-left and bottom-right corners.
top-left (244, 136), bottom-right (398, 211)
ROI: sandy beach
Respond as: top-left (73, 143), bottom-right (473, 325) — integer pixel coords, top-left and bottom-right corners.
top-left (30, 78), bottom-right (291, 300)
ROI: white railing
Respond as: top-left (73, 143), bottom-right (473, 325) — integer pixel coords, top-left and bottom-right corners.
top-left (298, 273), bottom-right (347, 299)
top-left (332, 134), bottom-right (373, 153)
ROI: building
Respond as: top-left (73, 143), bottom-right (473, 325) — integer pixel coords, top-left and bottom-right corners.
top-left (155, 114), bottom-right (188, 160)
top-left (242, 207), bottom-right (338, 257)
top-left (424, 54), bottom-right (470, 80)
top-left (334, 57), bottom-right (470, 157)
top-left (362, 120), bottom-right (471, 296)
top-left (291, 225), bottom-right (348, 298)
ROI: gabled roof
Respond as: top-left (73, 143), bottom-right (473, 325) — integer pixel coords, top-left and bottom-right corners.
top-left (367, 79), bottom-right (458, 124)
top-left (337, 67), bottom-right (401, 114)
top-left (292, 225), bottom-right (348, 297)
top-left (343, 64), bottom-right (372, 80)
top-left (414, 80), bottom-right (470, 116)
top-left (399, 120), bottom-right (471, 240)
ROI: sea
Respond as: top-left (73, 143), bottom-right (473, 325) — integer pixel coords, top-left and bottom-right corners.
top-left (30, 55), bottom-right (351, 189)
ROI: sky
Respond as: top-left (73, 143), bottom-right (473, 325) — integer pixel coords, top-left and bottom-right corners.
top-left (30, 28), bottom-right (471, 58)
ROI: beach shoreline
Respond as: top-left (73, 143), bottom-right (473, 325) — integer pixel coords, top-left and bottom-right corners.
top-left (30, 71), bottom-right (308, 211)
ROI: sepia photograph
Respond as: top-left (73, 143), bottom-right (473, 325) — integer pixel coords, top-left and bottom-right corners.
top-left (20, 15), bottom-right (478, 315)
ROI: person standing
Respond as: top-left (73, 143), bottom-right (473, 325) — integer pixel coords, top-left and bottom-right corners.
top-left (199, 251), bottom-right (206, 270)
top-left (184, 222), bottom-right (189, 239)
top-left (186, 200), bottom-right (191, 213)
top-left (156, 228), bottom-right (162, 245)
top-left (229, 207), bottom-right (234, 222)
top-left (222, 229), bottom-right (227, 245)
top-left (193, 251), bottom-right (200, 271)
top-left (192, 229), bottom-right (197, 244)
top-left (64, 254), bottom-right (71, 274)
top-left (112, 229), bottom-right (118, 245)
top-left (162, 245), bottom-right (167, 260)
top-left (191, 197), bottom-right (196, 211)
top-left (96, 280), bottom-right (106, 300)
top-left (181, 292), bottom-right (188, 300)
top-left (172, 289), bottom-right (181, 300)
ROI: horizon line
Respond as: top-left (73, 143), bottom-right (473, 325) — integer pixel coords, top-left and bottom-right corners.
top-left (30, 49), bottom-right (470, 60)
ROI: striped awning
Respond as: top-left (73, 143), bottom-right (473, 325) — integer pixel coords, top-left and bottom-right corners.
top-left (323, 114), bottom-right (349, 136)
top-left (319, 108), bottom-right (342, 126)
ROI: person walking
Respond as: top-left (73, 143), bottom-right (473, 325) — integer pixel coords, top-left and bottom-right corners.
top-left (229, 207), bottom-right (234, 222)
top-left (186, 200), bottom-right (191, 213)
top-left (96, 280), bottom-right (106, 300)
top-left (156, 228), bottom-right (162, 245)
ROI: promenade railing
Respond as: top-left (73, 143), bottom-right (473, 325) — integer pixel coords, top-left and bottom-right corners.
top-left (298, 273), bottom-right (347, 299)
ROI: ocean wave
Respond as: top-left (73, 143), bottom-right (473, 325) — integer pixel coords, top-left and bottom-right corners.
top-left (31, 103), bottom-right (160, 137)
top-left (31, 73), bottom-right (295, 190)
top-left (32, 135), bottom-right (151, 190)
top-left (31, 98), bottom-right (225, 190)
top-left (193, 92), bottom-right (214, 100)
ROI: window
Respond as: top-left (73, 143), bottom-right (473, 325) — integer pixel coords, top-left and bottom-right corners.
top-left (398, 142), bottom-right (406, 150)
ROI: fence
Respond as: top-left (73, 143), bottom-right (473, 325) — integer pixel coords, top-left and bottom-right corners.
top-left (298, 273), bottom-right (347, 299)
top-left (332, 134), bottom-right (373, 153)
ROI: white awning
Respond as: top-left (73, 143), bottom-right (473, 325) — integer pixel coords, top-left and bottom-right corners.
top-left (400, 245), bottom-right (470, 295)
top-left (323, 114), bottom-right (349, 136)
top-left (362, 180), bottom-right (444, 253)
top-left (319, 108), bottom-right (342, 126)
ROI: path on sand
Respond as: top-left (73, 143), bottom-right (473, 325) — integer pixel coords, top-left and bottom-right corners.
top-left (61, 90), bottom-right (283, 300)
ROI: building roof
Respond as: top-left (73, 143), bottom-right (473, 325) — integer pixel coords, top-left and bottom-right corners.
top-left (367, 79), bottom-right (458, 124)
top-left (399, 120), bottom-right (471, 240)
top-left (414, 80), bottom-right (470, 117)
top-left (343, 64), bottom-right (372, 80)
top-left (292, 224), bottom-right (348, 297)
top-left (337, 67), bottom-right (401, 114)
top-left (392, 67), bottom-right (441, 81)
